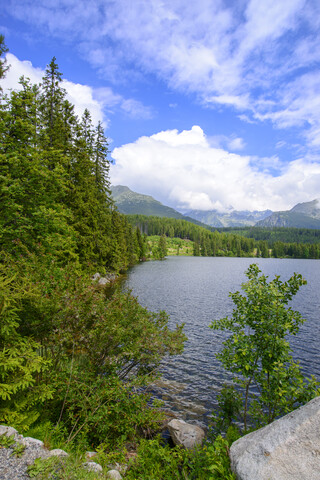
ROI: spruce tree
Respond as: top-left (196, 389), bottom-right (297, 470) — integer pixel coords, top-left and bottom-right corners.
top-left (0, 34), bottom-right (9, 81)
top-left (39, 57), bottom-right (67, 154)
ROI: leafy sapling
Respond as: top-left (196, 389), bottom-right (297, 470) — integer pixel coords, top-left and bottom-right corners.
top-left (211, 264), bottom-right (320, 431)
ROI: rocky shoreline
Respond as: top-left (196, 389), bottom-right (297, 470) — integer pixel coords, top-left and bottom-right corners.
top-left (0, 419), bottom-right (205, 479)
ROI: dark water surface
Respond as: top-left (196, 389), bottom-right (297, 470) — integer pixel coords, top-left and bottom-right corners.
top-left (123, 257), bottom-right (320, 425)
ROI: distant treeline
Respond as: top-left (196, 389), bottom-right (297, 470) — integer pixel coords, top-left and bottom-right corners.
top-left (217, 226), bottom-right (320, 244)
top-left (126, 215), bottom-right (320, 259)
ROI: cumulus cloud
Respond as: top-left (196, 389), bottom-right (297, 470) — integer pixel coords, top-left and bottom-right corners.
top-left (2, 53), bottom-right (44, 89)
top-left (110, 126), bottom-right (320, 212)
top-left (228, 137), bottom-right (246, 151)
top-left (2, 53), bottom-right (105, 124)
top-left (1, 54), bottom-right (151, 125)
top-left (5, 0), bottom-right (320, 150)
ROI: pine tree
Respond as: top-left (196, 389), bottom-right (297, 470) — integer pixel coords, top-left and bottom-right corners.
top-left (0, 77), bottom-right (76, 260)
top-left (0, 34), bottom-right (9, 81)
top-left (94, 121), bottom-right (111, 200)
top-left (39, 57), bottom-right (67, 153)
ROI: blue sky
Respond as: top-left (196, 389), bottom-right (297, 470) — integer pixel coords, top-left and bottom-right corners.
top-left (2, 0), bottom-right (320, 212)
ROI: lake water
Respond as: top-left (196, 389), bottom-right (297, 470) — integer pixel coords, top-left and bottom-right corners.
top-left (122, 257), bottom-right (320, 426)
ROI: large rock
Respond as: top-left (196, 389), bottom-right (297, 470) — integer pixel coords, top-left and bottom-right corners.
top-left (230, 396), bottom-right (320, 480)
top-left (167, 419), bottom-right (205, 449)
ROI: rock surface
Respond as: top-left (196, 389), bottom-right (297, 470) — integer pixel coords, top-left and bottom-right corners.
top-left (167, 419), bottom-right (205, 449)
top-left (230, 396), bottom-right (320, 480)
top-left (0, 425), bottom-right (69, 480)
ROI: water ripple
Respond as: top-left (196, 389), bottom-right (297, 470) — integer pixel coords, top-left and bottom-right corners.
top-left (124, 257), bottom-right (320, 425)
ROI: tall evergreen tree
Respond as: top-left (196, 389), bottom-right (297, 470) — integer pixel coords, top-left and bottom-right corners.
top-left (94, 121), bottom-right (111, 200)
top-left (39, 57), bottom-right (67, 153)
top-left (0, 34), bottom-right (9, 81)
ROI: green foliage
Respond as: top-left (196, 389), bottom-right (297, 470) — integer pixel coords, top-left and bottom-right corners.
top-left (0, 433), bottom-right (15, 448)
top-left (128, 215), bottom-right (320, 259)
top-left (23, 434), bottom-right (235, 480)
top-left (0, 34), bottom-right (9, 80)
top-left (221, 226), bottom-right (320, 258)
top-left (12, 442), bottom-right (26, 457)
top-left (0, 269), bottom-right (54, 431)
top-left (27, 455), bottom-right (103, 480)
top-left (0, 433), bottom-right (26, 456)
top-left (125, 435), bottom-right (235, 480)
top-left (1, 251), bottom-right (185, 446)
top-left (25, 421), bottom-right (69, 451)
top-left (0, 57), bottom-right (144, 271)
top-left (151, 234), bottom-right (168, 259)
top-left (209, 385), bottom-right (242, 438)
top-left (211, 264), bottom-right (320, 431)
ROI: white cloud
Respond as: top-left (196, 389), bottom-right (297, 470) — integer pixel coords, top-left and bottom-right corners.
top-left (1, 53), bottom-right (105, 125)
top-left (208, 134), bottom-right (246, 152)
top-left (2, 53), bottom-right (44, 89)
top-left (227, 137), bottom-right (246, 151)
top-left (1, 53), bottom-right (152, 125)
top-left (120, 99), bottom-right (153, 119)
top-left (110, 126), bottom-right (320, 212)
top-left (5, 1), bottom-right (320, 152)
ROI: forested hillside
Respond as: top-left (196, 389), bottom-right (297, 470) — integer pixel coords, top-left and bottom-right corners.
top-left (127, 215), bottom-right (320, 259)
top-left (111, 184), bottom-right (212, 228)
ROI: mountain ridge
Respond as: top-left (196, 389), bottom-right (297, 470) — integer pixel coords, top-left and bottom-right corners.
top-left (111, 185), bottom-right (212, 229)
top-left (111, 185), bottom-right (320, 230)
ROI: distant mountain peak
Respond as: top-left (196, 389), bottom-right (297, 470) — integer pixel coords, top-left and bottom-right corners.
top-left (110, 185), bottom-right (210, 228)
top-left (257, 198), bottom-right (320, 229)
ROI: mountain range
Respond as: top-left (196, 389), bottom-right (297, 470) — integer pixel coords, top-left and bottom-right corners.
top-left (111, 186), bottom-right (320, 229)
top-left (184, 208), bottom-right (272, 228)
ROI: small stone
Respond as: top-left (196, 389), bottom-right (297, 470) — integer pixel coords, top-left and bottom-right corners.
top-left (106, 470), bottom-right (123, 480)
top-left (82, 461), bottom-right (103, 473)
top-left (92, 273), bottom-right (101, 281)
top-left (167, 419), bottom-right (205, 449)
top-left (47, 448), bottom-right (69, 457)
top-left (85, 451), bottom-right (97, 459)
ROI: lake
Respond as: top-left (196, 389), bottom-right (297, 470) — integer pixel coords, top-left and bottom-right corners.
top-left (122, 257), bottom-right (320, 426)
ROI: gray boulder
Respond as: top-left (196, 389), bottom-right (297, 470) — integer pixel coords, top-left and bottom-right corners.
top-left (167, 419), bottom-right (205, 449)
top-left (230, 396), bottom-right (320, 480)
